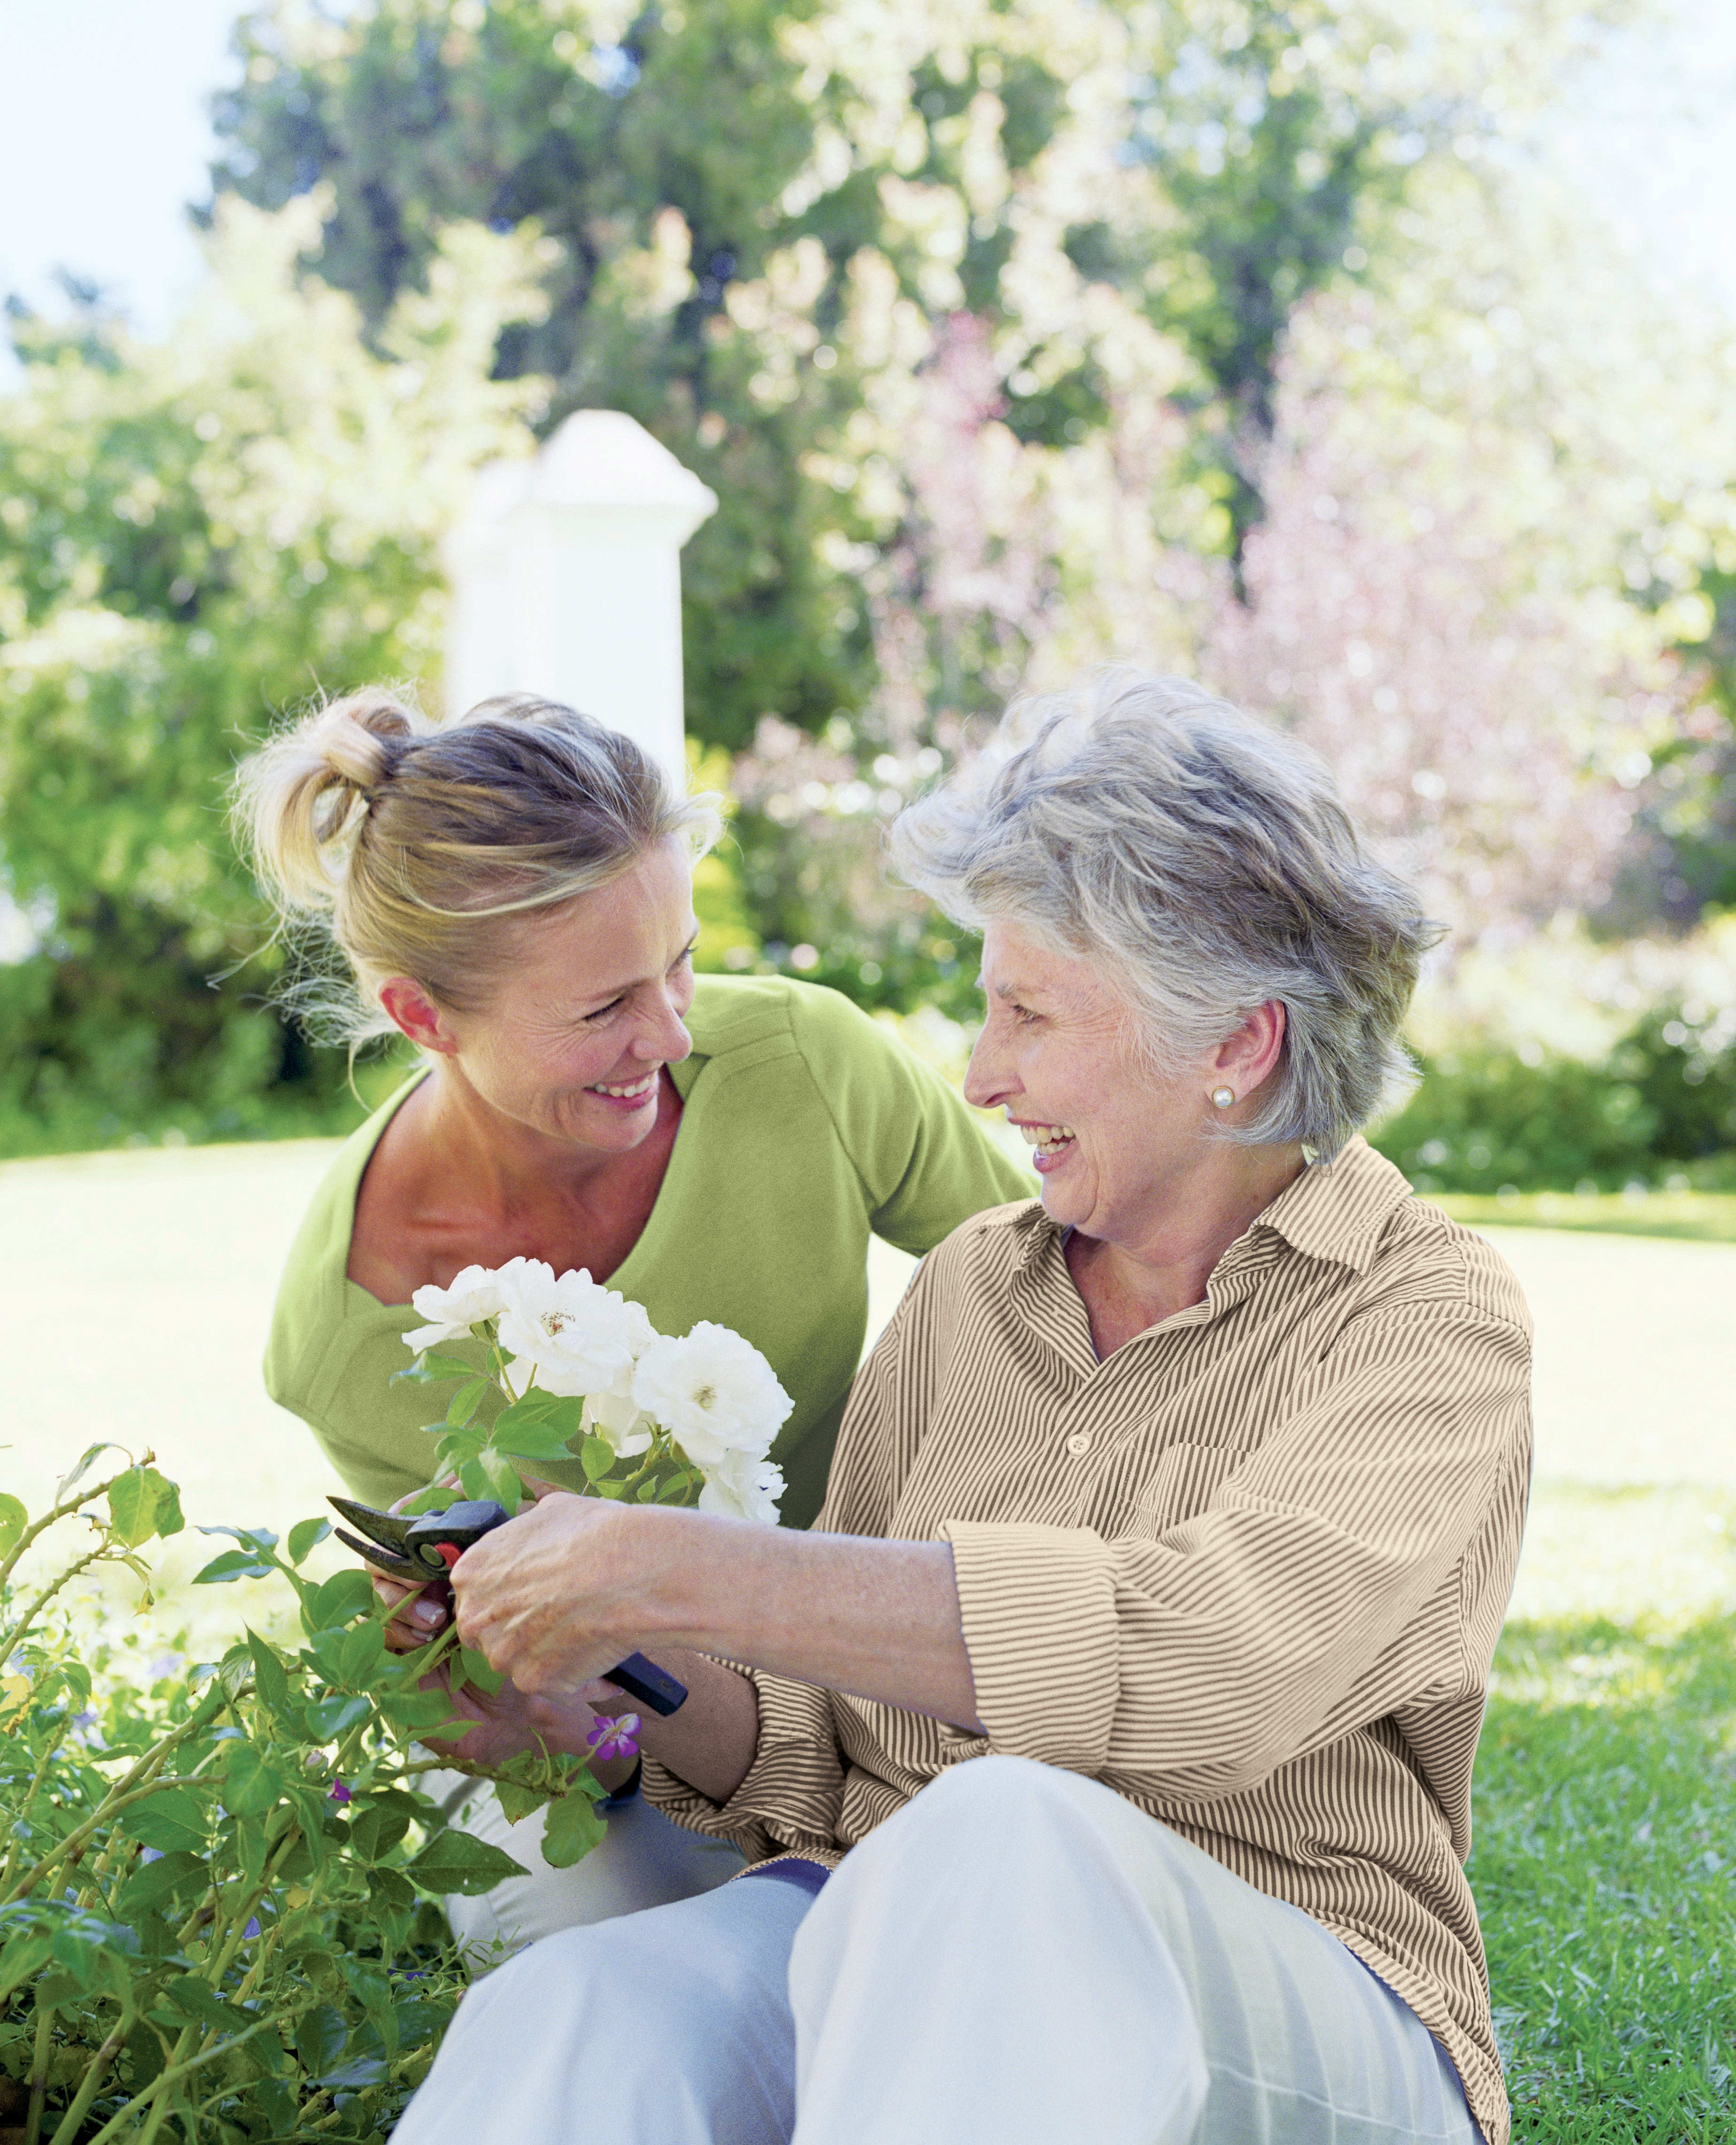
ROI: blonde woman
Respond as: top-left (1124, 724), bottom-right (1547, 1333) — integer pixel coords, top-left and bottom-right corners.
top-left (234, 689), bottom-right (1030, 1951)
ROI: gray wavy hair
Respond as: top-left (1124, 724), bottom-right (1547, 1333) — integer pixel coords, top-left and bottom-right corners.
top-left (889, 668), bottom-right (1442, 1156)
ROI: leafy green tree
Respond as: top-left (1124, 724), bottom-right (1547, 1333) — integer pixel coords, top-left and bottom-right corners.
top-left (210, 0), bottom-right (890, 747)
top-left (0, 199), bottom-right (541, 1150)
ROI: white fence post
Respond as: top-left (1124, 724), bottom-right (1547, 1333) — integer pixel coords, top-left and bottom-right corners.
top-left (442, 410), bottom-right (718, 784)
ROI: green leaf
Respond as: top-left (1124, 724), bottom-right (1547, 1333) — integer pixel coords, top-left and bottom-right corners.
top-left (458, 1645), bottom-right (505, 1696)
top-left (492, 1417), bottom-right (579, 1463)
top-left (304, 1567), bottom-right (377, 1630)
top-left (126, 1788), bottom-right (211, 1853)
top-left (0, 1932), bottom-right (54, 2004)
top-left (245, 1628), bottom-right (291, 1712)
top-left (446, 1376), bottom-right (490, 1427)
top-left (287, 1516), bottom-right (332, 1565)
top-left (473, 1448), bottom-right (523, 1513)
top-left (294, 2002), bottom-right (348, 2076)
top-left (404, 1831), bottom-right (530, 1895)
top-left (391, 1351), bottom-right (478, 1386)
top-left (344, 1802), bottom-right (412, 1861)
top-left (114, 1848), bottom-right (209, 1918)
top-left (375, 1686), bottom-right (459, 1734)
top-left (107, 1464), bottom-right (179, 1547)
top-left (305, 1691), bottom-right (371, 1738)
top-left (220, 1744), bottom-right (286, 1818)
top-left (579, 1435), bottom-right (616, 1483)
top-left (161, 1974), bottom-right (253, 2035)
top-left (0, 1491), bottom-right (25, 1555)
top-left (192, 1546), bottom-right (277, 1585)
top-left (55, 1441), bottom-right (125, 1499)
top-left (541, 1791), bottom-right (609, 1870)
top-left (200, 1523), bottom-right (280, 1552)
top-left (495, 1391), bottom-right (585, 1438)
top-left (494, 1777), bottom-right (552, 1826)
top-left (337, 1620), bottom-right (387, 1687)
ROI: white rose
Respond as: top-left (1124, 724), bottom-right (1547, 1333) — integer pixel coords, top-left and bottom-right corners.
top-left (631, 1323), bottom-right (793, 1468)
top-left (583, 1375), bottom-right (654, 1459)
top-left (496, 1262), bottom-right (652, 1400)
top-left (402, 1260), bottom-right (517, 1353)
top-left (698, 1450), bottom-right (787, 1526)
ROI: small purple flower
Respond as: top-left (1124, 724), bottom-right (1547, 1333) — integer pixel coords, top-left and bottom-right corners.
top-left (243, 1917), bottom-right (261, 1939)
top-left (586, 1712), bottom-right (641, 1765)
top-left (327, 1780), bottom-right (352, 1805)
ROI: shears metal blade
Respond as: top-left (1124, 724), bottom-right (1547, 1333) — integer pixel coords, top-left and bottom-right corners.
top-left (327, 1493), bottom-right (689, 1716)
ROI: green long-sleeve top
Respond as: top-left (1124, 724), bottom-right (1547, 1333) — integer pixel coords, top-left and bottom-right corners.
top-left (264, 975), bottom-right (1034, 1529)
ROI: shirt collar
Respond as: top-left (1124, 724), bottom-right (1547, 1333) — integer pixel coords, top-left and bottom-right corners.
top-left (1243, 1136), bottom-right (1413, 1276)
top-left (994, 1135), bottom-right (1412, 1285)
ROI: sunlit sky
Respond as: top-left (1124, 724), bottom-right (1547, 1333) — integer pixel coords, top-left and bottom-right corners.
top-left (0, 0), bottom-right (1732, 384)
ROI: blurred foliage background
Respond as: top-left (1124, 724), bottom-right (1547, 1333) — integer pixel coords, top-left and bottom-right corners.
top-left (1, 0), bottom-right (1734, 1186)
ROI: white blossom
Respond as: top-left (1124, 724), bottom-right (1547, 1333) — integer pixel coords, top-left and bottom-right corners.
top-left (631, 1322), bottom-right (793, 1468)
top-left (496, 1262), bottom-right (652, 1400)
top-left (698, 1449), bottom-right (787, 1527)
top-left (582, 1376), bottom-right (655, 1459)
top-left (402, 1259), bottom-right (521, 1353)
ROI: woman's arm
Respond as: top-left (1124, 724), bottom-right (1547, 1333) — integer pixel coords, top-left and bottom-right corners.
top-left (448, 1496), bottom-right (983, 1799)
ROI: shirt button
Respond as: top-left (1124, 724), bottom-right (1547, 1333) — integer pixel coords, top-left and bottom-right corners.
top-left (1066, 1432), bottom-right (1092, 1457)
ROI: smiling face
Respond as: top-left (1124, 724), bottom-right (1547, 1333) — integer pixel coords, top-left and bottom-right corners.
top-left (386, 838), bottom-right (700, 1153)
top-left (964, 920), bottom-right (1227, 1246)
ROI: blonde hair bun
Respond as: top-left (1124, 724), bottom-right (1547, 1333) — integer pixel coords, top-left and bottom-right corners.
top-left (231, 686), bottom-right (719, 1043)
top-left (236, 691), bottom-right (425, 914)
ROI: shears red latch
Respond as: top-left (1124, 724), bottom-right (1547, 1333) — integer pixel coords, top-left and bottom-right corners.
top-left (328, 1494), bottom-right (688, 1717)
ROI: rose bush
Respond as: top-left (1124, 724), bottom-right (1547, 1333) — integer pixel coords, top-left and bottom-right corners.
top-left (0, 1450), bottom-right (595, 2145)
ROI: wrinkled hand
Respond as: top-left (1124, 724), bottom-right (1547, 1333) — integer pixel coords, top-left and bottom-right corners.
top-left (414, 1658), bottom-right (599, 1774)
top-left (450, 1492), bottom-right (660, 1699)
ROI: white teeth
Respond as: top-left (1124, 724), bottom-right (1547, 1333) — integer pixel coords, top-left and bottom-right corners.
top-left (1020, 1123), bottom-right (1075, 1153)
top-left (590, 1074), bottom-right (657, 1098)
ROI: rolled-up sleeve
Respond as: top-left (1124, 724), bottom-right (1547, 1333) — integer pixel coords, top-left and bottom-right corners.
top-left (641, 1670), bottom-right (849, 1865)
top-left (944, 1303), bottom-right (1530, 1802)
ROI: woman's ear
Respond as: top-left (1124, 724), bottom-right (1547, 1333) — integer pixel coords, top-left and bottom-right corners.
top-left (1211, 1000), bottom-right (1287, 1099)
top-left (378, 977), bottom-right (461, 1056)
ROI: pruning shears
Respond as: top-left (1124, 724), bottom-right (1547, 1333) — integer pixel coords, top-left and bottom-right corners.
top-left (327, 1494), bottom-right (688, 1717)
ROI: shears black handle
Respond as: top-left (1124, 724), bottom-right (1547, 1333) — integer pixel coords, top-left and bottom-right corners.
top-left (331, 1495), bottom-right (687, 1716)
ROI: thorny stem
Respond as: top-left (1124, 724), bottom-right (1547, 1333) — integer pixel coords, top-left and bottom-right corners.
top-left (2, 1688), bottom-right (228, 1907)
top-left (0, 1544), bottom-right (121, 1667)
top-left (132, 1821), bottom-right (305, 2145)
top-left (0, 1457), bottom-right (152, 1594)
top-left (0, 1711), bottom-right (76, 1893)
top-left (76, 2017), bottom-right (283, 2145)
top-left (23, 1993), bottom-right (55, 2145)
top-left (44, 1993), bottom-right (138, 2145)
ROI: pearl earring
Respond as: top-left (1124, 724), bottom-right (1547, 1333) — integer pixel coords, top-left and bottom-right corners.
top-left (1211, 1085), bottom-right (1235, 1109)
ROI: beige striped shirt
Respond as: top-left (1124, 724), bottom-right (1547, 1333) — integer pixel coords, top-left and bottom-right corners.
top-left (646, 1137), bottom-right (1530, 2145)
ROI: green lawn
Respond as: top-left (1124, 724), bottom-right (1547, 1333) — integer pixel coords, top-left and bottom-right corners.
top-left (4, 1143), bottom-right (1734, 2134)
top-left (1478, 1617), bottom-right (1736, 2140)
top-left (1439, 1188), bottom-right (1736, 1245)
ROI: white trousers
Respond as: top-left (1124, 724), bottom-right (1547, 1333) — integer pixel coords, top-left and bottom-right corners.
top-left (425, 1771), bottom-right (744, 1962)
top-left (399, 1756), bottom-right (1484, 2145)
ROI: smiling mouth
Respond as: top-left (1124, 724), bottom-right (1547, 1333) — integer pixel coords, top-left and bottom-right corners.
top-left (587, 1072), bottom-right (659, 1102)
top-left (1013, 1120), bottom-right (1076, 1158)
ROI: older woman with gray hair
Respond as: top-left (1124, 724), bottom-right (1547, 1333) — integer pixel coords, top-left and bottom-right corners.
top-left (395, 670), bottom-right (1529, 2145)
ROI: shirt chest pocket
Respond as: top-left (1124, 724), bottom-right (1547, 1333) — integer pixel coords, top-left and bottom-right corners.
top-left (1105, 1438), bottom-right (1258, 1538)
